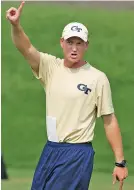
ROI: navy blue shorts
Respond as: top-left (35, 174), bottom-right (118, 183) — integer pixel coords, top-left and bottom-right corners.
top-left (31, 141), bottom-right (95, 190)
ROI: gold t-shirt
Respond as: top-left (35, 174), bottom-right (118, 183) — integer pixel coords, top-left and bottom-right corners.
top-left (32, 53), bottom-right (114, 143)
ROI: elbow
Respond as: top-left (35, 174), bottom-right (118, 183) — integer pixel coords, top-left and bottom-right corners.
top-left (103, 113), bottom-right (120, 129)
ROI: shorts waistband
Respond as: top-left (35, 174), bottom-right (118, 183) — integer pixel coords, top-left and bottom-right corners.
top-left (47, 140), bottom-right (92, 148)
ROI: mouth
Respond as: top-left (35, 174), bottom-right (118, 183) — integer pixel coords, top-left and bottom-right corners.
top-left (70, 53), bottom-right (77, 59)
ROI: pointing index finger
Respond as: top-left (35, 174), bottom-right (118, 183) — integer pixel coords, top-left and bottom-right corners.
top-left (18, 1), bottom-right (25, 13)
top-left (119, 180), bottom-right (124, 190)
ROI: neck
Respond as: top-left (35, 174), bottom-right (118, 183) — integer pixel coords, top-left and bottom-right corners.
top-left (64, 59), bottom-right (86, 68)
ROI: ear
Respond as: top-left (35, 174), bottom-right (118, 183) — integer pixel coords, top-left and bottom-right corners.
top-left (85, 41), bottom-right (89, 51)
top-left (60, 38), bottom-right (64, 49)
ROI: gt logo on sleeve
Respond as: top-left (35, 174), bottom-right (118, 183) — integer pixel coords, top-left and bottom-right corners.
top-left (77, 84), bottom-right (92, 95)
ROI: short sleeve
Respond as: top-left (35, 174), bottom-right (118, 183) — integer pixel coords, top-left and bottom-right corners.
top-left (32, 52), bottom-right (59, 86)
top-left (96, 73), bottom-right (114, 118)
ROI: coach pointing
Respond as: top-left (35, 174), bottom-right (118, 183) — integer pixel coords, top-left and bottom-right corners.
top-left (6, 1), bottom-right (128, 190)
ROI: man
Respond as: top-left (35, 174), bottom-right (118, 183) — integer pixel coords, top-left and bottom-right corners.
top-left (6, 2), bottom-right (128, 190)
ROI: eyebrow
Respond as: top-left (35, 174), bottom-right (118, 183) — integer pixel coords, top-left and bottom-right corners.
top-left (66, 39), bottom-right (83, 43)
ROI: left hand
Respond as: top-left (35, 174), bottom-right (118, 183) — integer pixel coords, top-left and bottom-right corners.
top-left (112, 166), bottom-right (128, 190)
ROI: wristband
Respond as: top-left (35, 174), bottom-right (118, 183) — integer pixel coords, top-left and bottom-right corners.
top-left (115, 160), bottom-right (127, 168)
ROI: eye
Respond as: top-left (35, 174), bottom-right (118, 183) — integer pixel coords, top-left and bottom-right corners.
top-left (68, 41), bottom-right (72, 45)
top-left (77, 41), bottom-right (83, 45)
top-left (66, 40), bottom-right (72, 45)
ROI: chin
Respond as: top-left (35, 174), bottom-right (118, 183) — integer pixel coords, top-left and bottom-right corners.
top-left (64, 57), bottom-right (80, 68)
top-left (69, 58), bottom-right (79, 64)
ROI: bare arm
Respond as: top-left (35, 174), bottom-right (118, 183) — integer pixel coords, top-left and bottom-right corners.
top-left (103, 113), bottom-right (128, 188)
top-left (6, 1), bottom-right (40, 73)
top-left (103, 113), bottom-right (124, 162)
top-left (11, 24), bottom-right (40, 73)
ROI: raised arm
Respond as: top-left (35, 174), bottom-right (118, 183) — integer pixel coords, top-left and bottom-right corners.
top-left (6, 1), bottom-right (40, 74)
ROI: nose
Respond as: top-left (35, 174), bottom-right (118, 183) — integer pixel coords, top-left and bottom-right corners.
top-left (72, 45), bottom-right (77, 52)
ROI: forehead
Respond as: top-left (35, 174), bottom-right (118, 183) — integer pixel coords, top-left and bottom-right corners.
top-left (66, 36), bottom-right (84, 42)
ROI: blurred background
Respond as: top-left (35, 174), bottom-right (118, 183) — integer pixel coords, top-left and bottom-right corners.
top-left (1, 1), bottom-right (134, 190)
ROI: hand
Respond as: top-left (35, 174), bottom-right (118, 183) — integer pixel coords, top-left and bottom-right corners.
top-left (6, 1), bottom-right (25, 26)
top-left (112, 166), bottom-right (128, 190)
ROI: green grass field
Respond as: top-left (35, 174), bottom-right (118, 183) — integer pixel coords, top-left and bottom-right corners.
top-left (1, 169), bottom-right (134, 190)
top-left (1, 1), bottom-right (134, 189)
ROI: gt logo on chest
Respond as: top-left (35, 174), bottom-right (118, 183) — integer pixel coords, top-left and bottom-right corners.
top-left (77, 84), bottom-right (92, 95)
